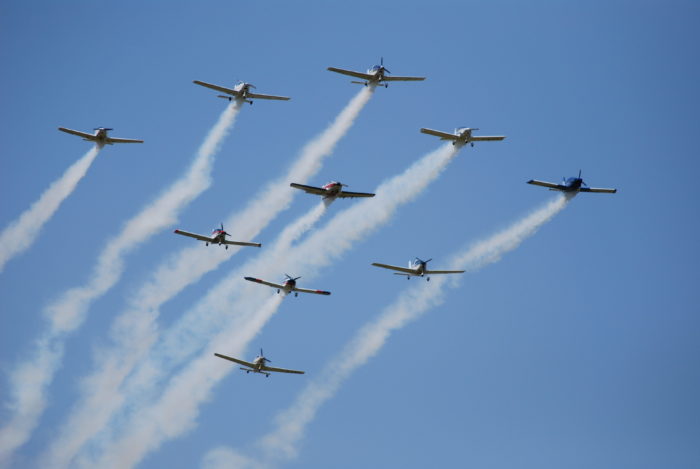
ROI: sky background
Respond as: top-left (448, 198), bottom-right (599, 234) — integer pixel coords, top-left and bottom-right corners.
top-left (1, 1), bottom-right (699, 468)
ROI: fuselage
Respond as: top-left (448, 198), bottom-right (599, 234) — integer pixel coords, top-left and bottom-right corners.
top-left (454, 127), bottom-right (474, 143)
top-left (234, 82), bottom-right (253, 97)
top-left (408, 258), bottom-right (428, 276)
top-left (210, 228), bottom-right (227, 244)
top-left (321, 181), bottom-right (344, 198)
top-left (281, 278), bottom-right (296, 294)
top-left (84, 128), bottom-right (112, 144)
top-left (561, 177), bottom-right (584, 192)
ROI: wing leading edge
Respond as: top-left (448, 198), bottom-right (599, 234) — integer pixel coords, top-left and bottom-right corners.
top-left (580, 187), bottom-right (617, 194)
top-left (383, 75), bottom-right (426, 82)
top-left (327, 67), bottom-right (374, 80)
top-left (58, 127), bottom-right (95, 140)
top-left (214, 353), bottom-right (255, 368)
top-left (419, 128), bottom-right (459, 141)
top-left (371, 262), bottom-right (417, 275)
top-left (247, 92), bottom-right (290, 101)
top-left (193, 80), bottom-right (241, 97)
top-left (292, 287), bottom-right (331, 296)
top-left (290, 183), bottom-right (327, 196)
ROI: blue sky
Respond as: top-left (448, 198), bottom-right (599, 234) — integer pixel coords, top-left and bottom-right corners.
top-left (1, 1), bottom-right (699, 468)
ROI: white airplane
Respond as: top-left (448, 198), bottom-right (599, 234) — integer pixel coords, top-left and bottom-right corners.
top-left (372, 257), bottom-right (465, 281)
top-left (215, 349), bottom-right (304, 378)
top-left (58, 127), bottom-right (144, 146)
top-left (290, 181), bottom-right (375, 201)
top-left (420, 127), bottom-right (506, 147)
top-left (327, 57), bottom-right (425, 88)
top-left (527, 170), bottom-right (617, 194)
top-left (174, 223), bottom-right (261, 249)
top-left (244, 274), bottom-right (331, 297)
top-left (193, 80), bottom-right (290, 105)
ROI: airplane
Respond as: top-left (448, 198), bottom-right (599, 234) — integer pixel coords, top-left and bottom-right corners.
top-left (243, 274), bottom-right (331, 297)
top-left (214, 348), bottom-right (304, 378)
top-left (173, 223), bottom-right (261, 249)
top-left (372, 257), bottom-right (465, 281)
top-left (58, 127), bottom-right (144, 146)
top-left (290, 181), bottom-right (375, 201)
top-left (193, 80), bottom-right (290, 105)
top-left (527, 170), bottom-right (617, 194)
top-left (327, 57), bottom-right (425, 88)
top-left (420, 127), bottom-right (506, 147)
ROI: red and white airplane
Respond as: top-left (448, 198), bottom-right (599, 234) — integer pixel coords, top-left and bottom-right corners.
top-left (58, 127), bottom-right (144, 146)
top-left (214, 348), bottom-right (304, 378)
top-left (420, 127), bottom-right (506, 147)
top-left (174, 223), bottom-right (261, 249)
top-left (327, 57), bottom-right (425, 88)
top-left (372, 257), bottom-right (465, 281)
top-left (244, 274), bottom-right (331, 297)
top-left (290, 181), bottom-right (375, 201)
top-left (193, 80), bottom-right (290, 105)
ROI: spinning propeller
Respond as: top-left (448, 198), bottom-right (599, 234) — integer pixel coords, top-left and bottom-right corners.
top-left (219, 223), bottom-right (231, 237)
top-left (259, 348), bottom-right (271, 363)
top-left (379, 56), bottom-right (391, 74)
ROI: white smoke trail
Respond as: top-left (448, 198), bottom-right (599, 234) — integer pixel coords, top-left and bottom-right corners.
top-left (39, 88), bottom-right (372, 469)
top-left (204, 194), bottom-right (572, 469)
top-left (0, 145), bottom-right (100, 273)
top-left (86, 143), bottom-right (461, 469)
top-left (0, 102), bottom-right (241, 467)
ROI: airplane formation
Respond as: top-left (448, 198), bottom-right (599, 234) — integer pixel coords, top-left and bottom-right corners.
top-left (57, 58), bottom-right (617, 377)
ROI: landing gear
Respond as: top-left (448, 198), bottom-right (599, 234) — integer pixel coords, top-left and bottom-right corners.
top-left (384, 84), bottom-right (389, 88)
top-left (427, 277), bottom-right (430, 282)
top-left (277, 289), bottom-right (280, 294)
top-left (205, 242), bottom-right (209, 246)
top-left (225, 245), bottom-right (228, 250)
top-left (294, 292), bottom-right (299, 297)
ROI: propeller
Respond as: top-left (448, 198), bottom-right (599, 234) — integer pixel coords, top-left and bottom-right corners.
top-left (285, 274), bottom-right (301, 281)
top-left (220, 222), bottom-right (230, 237)
top-left (260, 348), bottom-right (271, 363)
top-left (380, 56), bottom-right (391, 74)
top-left (94, 127), bottom-right (113, 131)
top-left (577, 170), bottom-right (588, 187)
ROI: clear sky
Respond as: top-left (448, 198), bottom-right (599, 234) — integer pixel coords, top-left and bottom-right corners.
top-left (1, 1), bottom-right (699, 468)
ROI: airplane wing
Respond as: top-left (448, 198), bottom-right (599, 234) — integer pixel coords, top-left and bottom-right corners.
top-left (173, 229), bottom-right (213, 243)
top-left (327, 67), bottom-right (374, 81)
top-left (290, 183), bottom-right (327, 196)
top-left (262, 365), bottom-right (305, 375)
top-left (470, 136), bottom-right (506, 142)
top-left (222, 240), bottom-right (262, 247)
top-left (246, 92), bottom-right (290, 101)
top-left (420, 128), bottom-right (458, 141)
top-left (193, 80), bottom-right (241, 97)
top-left (371, 262), bottom-right (417, 275)
top-left (580, 187), bottom-right (617, 194)
top-left (527, 180), bottom-right (565, 190)
top-left (292, 287), bottom-right (331, 296)
top-left (214, 353), bottom-right (256, 368)
top-left (58, 127), bottom-right (96, 140)
top-left (105, 137), bottom-right (144, 144)
top-left (244, 277), bottom-right (286, 290)
top-left (383, 75), bottom-right (426, 82)
top-left (335, 190), bottom-right (375, 199)
top-left (424, 269), bottom-right (466, 275)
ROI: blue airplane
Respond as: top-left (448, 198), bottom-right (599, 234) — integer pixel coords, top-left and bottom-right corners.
top-left (527, 170), bottom-right (617, 194)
